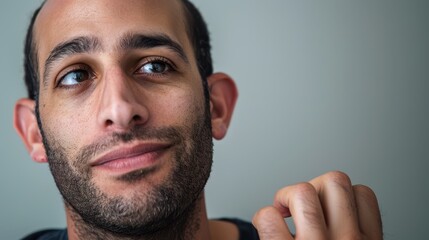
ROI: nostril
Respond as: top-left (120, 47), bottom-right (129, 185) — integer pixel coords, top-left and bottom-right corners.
top-left (105, 119), bottom-right (114, 126)
top-left (132, 115), bottom-right (142, 122)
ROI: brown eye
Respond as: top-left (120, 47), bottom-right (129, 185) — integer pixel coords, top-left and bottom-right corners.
top-left (59, 69), bottom-right (90, 86)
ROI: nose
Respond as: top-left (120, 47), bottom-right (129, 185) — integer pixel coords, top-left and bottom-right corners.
top-left (96, 68), bottom-right (148, 131)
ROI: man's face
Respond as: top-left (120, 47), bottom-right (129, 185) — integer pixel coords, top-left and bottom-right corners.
top-left (33, 0), bottom-right (212, 235)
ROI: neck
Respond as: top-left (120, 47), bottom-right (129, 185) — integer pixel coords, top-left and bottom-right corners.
top-left (65, 194), bottom-right (211, 240)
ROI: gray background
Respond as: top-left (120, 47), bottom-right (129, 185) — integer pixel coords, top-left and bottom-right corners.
top-left (1, 0), bottom-right (428, 239)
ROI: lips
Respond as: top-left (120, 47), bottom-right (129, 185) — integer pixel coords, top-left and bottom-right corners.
top-left (90, 142), bottom-right (171, 174)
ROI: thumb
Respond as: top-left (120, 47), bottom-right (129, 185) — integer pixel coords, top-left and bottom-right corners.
top-left (253, 206), bottom-right (293, 240)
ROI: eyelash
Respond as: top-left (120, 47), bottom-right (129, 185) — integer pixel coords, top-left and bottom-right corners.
top-left (54, 56), bottom-right (176, 89)
top-left (56, 65), bottom-right (94, 89)
top-left (135, 56), bottom-right (176, 76)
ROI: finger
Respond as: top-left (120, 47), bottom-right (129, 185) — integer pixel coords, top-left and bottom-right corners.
top-left (253, 206), bottom-right (293, 240)
top-left (273, 183), bottom-right (328, 239)
top-left (309, 171), bottom-right (361, 238)
top-left (353, 185), bottom-right (383, 239)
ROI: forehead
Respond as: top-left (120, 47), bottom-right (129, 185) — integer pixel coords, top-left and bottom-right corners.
top-left (34, 0), bottom-right (189, 62)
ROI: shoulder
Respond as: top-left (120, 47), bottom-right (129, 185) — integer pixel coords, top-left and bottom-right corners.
top-left (21, 229), bottom-right (67, 240)
top-left (216, 218), bottom-right (260, 240)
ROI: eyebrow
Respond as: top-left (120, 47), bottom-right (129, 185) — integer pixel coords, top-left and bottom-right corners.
top-left (119, 32), bottom-right (189, 63)
top-left (43, 36), bottom-right (101, 86)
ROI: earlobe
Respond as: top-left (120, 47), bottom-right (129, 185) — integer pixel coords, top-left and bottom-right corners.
top-left (14, 98), bottom-right (47, 163)
top-left (207, 72), bottom-right (238, 140)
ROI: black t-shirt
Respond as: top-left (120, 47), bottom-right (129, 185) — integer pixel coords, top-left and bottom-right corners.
top-left (21, 218), bottom-right (259, 240)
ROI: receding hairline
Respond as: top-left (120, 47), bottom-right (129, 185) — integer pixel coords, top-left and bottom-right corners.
top-left (30, 0), bottom-right (196, 80)
top-left (25, 0), bottom-right (211, 102)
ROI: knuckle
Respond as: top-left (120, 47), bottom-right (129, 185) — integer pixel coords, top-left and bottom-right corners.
top-left (293, 182), bottom-right (317, 199)
top-left (274, 183), bottom-right (316, 202)
top-left (254, 206), bottom-right (276, 220)
top-left (253, 206), bottom-right (279, 225)
top-left (325, 170), bottom-right (352, 189)
top-left (353, 184), bottom-right (382, 229)
top-left (353, 184), bottom-right (378, 202)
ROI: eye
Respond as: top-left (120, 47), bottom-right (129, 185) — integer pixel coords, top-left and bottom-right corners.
top-left (136, 57), bottom-right (174, 76)
top-left (141, 61), bottom-right (169, 74)
top-left (58, 69), bottom-right (91, 87)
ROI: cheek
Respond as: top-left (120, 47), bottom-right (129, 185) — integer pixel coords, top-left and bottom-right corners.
top-left (39, 99), bottom-right (93, 153)
top-left (148, 88), bottom-right (204, 127)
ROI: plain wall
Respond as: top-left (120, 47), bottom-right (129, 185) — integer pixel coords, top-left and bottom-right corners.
top-left (1, 0), bottom-right (428, 239)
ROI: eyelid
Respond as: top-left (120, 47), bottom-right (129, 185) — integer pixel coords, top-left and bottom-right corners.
top-left (56, 64), bottom-right (94, 87)
top-left (135, 56), bottom-right (177, 73)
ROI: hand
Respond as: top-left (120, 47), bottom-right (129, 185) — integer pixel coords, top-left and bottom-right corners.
top-left (253, 171), bottom-right (382, 240)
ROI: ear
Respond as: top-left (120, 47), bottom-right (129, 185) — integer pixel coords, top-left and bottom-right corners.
top-left (207, 72), bottom-right (238, 140)
top-left (14, 98), bottom-right (47, 163)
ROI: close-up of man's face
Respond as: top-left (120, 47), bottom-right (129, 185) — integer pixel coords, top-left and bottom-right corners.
top-left (30, 0), bottom-right (216, 236)
top-left (9, 0), bottom-right (427, 238)
top-left (6, 0), bottom-right (427, 239)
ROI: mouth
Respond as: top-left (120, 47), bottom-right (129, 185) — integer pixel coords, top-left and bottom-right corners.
top-left (90, 142), bottom-right (172, 175)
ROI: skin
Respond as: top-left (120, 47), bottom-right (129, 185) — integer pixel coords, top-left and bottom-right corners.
top-left (16, 0), bottom-right (239, 239)
top-left (14, 0), bottom-right (383, 239)
top-left (253, 171), bottom-right (383, 239)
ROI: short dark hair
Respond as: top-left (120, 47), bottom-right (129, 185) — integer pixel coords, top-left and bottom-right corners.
top-left (24, 3), bottom-right (42, 100)
top-left (24, 0), bottom-right (213, 101)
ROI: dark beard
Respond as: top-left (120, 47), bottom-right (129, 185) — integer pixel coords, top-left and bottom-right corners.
top-left (38, 108), bottom-right (213, 239)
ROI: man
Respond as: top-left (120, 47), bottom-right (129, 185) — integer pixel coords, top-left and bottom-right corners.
top-left (14, 0), bottom-right (383, 239)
